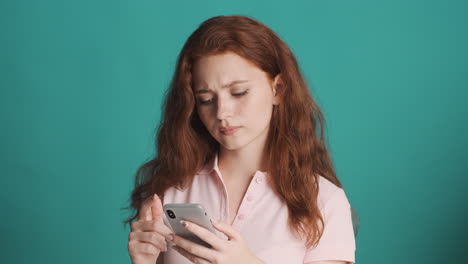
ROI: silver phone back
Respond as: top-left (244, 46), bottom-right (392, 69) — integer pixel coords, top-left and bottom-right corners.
top-left (163, 203), bottom-right (216, 248)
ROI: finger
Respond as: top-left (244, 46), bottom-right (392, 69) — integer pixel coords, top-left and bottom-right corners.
top-left (181, 220), bottom-right (223, 250)
top-left (172, 245), bottom-right (210, 264)
top-left (129, 231), bottom-right (167, 252)
top-left (151, 194), bottom-right (164, 222)
top-left (212, 220), bottom-right (241, 241)
top-left (172, 234), bottom-right (216, 262)
top-left (131, 220), bottom-right (174, 235)
top-left (128, 240), bottom-right (160, 256)
top-left (138, 194), bottom-right (158, 221)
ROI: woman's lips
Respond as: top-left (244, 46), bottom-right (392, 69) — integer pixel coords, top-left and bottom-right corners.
top-left (220, 126), bottom-right (240, 136)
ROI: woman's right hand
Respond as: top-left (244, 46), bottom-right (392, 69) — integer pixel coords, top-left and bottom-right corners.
top-left (128, 194), bottom-right (174, 264)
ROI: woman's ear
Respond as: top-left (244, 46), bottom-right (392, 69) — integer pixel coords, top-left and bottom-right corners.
top-left (272, 73), bottom-right (283, 106)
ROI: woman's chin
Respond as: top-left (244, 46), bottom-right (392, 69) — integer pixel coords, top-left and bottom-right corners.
top-left (218, 139), bottom-right (246, 151)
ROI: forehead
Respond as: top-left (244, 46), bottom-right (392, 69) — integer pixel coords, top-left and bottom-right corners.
top-left (192, 52), bottom-right (267, 89)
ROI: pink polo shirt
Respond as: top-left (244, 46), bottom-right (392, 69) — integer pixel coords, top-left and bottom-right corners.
top-left (162, 152), bottom-right (355, 263)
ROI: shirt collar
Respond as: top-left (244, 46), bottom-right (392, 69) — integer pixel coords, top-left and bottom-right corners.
top-left (199, 151), bottom-right (268, 177)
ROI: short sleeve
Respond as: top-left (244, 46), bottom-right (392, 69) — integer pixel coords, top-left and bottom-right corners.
top-left (303, 188), bottom-right (356, 263)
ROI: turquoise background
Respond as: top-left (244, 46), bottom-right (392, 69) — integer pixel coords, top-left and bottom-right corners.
top-left (1, 0), bottom-right (467, 263)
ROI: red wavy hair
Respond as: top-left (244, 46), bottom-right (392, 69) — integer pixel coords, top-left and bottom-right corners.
top-left (122, 15), bottom-right (342, 248)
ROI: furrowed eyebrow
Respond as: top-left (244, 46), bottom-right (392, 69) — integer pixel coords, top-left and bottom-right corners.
top-left (194, 80), bottom-right (249, 94)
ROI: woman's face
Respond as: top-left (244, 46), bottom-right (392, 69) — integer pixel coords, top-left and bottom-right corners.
top-left (192, 52), bottom-right (281, 151)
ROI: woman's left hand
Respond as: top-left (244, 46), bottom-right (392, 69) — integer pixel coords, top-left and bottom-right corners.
top-left (167, 220), bottom-right (264, 264)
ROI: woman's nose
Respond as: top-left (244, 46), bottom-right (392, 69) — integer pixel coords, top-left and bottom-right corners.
top-left (216, 97), bottom-right (232, 120)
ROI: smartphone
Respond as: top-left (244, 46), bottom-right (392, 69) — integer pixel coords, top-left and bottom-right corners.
top-left (163, 203), bottom-right (216, 248)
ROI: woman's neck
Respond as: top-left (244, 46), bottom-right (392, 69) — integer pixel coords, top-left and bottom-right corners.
top-left (217, 146), bottom-right (267, 184)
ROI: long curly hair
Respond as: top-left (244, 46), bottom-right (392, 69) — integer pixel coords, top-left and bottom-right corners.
top-left (122, 15), bottom-right (342, 248)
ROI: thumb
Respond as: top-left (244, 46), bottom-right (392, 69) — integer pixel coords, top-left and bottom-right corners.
top-left (139, 194), bottom-right (157, 221)
top-left (151, 194), bottom-right (164, 222)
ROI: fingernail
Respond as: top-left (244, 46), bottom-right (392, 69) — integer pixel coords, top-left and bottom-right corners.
top-left (165, 234), bottom-right (173, 241)
top-left (180, 220), bottom-right (187, 227)
top-left (153, 194), bottom-right (157, 200)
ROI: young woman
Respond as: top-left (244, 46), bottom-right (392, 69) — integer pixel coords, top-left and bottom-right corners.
top-left (124, 15), bottom-right (356, 264)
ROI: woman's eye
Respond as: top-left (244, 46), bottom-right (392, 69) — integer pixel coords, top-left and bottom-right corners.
top-left (232, 90), bottom-right (249, 97)
top-left (200, 98), bottom-right (214, 105)
top-left (198, 90), bottom-right (249, 105)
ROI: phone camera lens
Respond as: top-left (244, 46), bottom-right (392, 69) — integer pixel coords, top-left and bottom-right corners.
top-left (166, 210), bottom-right (176, 219)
